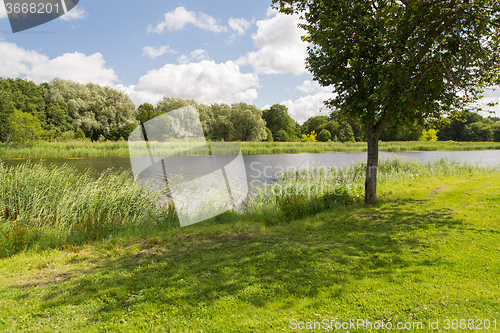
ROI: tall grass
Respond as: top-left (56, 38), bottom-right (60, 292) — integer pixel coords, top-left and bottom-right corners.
top-left (0, 140), bottom-right (130, 158)
top-left (0, 158), bottom-right (497, 256)
top-left (1, 140), bottom-right (500, 158)
top-left (0, 161), bottom-right (174, 256)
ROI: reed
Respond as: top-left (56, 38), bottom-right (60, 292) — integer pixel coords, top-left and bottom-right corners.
top-left (0, 161), bottom-right (174, 256)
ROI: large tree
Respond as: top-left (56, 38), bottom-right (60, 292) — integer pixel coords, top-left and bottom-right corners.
top-left (262, 104), bottom-right (297, 141)
top-left (44, 78), bottom-right (138, 140)
top-left (273, 0), bottom-right (500, 203)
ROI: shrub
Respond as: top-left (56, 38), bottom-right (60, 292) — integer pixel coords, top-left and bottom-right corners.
top-left (75, 129), bottom-right (85, 139)
top-left (275, 130), bottom-right (290, 142)
top-left (301, 131), bottom-right (317, 142)
top-left (318, 129), bottom-right (332, 142)
top-left (264, 128), bottom-right (273, 142)
top-left (419, 128), bottom-right (439, 141)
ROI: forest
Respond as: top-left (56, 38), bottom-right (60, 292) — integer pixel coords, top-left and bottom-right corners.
top-left (1, 77), bottom-right (500, 145)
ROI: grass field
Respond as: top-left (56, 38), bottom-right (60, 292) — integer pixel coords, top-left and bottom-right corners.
top-left (0, 159), bottom-right (499, 332)
top-left (1, 140), bottom-right (500, 158)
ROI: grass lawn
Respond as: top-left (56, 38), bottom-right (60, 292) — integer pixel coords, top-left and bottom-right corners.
top-left (0, 171), bottom-right (499, 332)
top-left (1, 140), bottom-right (500, 158)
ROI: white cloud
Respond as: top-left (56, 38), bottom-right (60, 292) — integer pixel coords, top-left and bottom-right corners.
top-left (236, 8), bottom-right (308, 75)
top-left (148, 6), bottom-right (227, 34)
top-left (177, 49), bottom-right (209, 64)
top-left (296, 80), bottom-right (332, 93)
top-left (228, 17), bottom-right (252, 36)
top-left (272, 90), bottom-right (336, 124)
top-left (0, 41), bottom-right (117, 86)
top-left (117, 60), bottom-right (259, 106)
top-left (0, 1), bottom-right (7, 19)
top-left (60, 6), bottom-right (88, 21)
top-left (142, 45), bottom-right (176, 59)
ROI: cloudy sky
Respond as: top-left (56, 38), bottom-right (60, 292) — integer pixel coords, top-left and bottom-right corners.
top-left (0, 0), bottom-right (498, 123)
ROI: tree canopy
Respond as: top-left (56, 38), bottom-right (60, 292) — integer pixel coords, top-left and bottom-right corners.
top-left (273, 0), bottom-right (500, 203)
top-left (262, 104), bottom-right (299, 141)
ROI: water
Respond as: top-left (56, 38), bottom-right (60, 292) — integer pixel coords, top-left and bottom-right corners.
top-left (2, 150), bottom-right (500, 183)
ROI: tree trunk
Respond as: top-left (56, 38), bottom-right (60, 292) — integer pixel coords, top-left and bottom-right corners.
top-left (365, 124), bottom-right (379, 204)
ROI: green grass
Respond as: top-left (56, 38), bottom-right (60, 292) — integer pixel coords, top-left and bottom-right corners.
top-left (0, 159), bottom-right (499, 332)
top-left (1, 140), bottom-right (500, 158)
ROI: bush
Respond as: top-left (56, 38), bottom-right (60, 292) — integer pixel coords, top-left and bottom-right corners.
top-left (301, 131), bottom-right (317, 142)
top-left (419, 128), bottom-right (439, 141)
top-left (264, 128), bottom-right (273, 142)
top-left (60, 131), bottom-right (76, 141)
top-left (318, 129), bottom-right (332, 142)
top-left (6, 110), bottom-right (43, 145)
top-left (275, 130), bottom-right (290, 142)
top-left (75, 129), bottom-right (85, 139)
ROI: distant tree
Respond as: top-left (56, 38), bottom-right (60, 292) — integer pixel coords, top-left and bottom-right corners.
top-left (262, 104), bottom-right (296, 140)
top-left (7, 109), bottom-right (43, 145)
top-left (210, 104), bottom-right (233, 141)
top-left (461, 122), bottom-right (493, 141)
top-left (211, 117), bottom-right (233, 141)
top-left (438, 110), bottom-right (495, 141)
top-left (44, 78), bottom-right (138, 141)
top-left (5, 78), bottom-right (46, 127)
top-left (136, 103), bottom-right (156, 124)
top-left (230, 103), bottom-right (268, 141)
top-left (339, 124), bottom-right (355, 143)
top-left (493, 125), bottom-right (500, 142)
top-left (318, 129), bottom-right (331, 142)
top-left (303, 115), bottom-right (329, 134)
top-left (380, 120), bottom-right (424, 141)
top-left (0, 89), bottom-right (15, 142)
top-left (316, 121), bottom-right (339, 138)
top-left (329, 111), bottom-right (365, 142)
top-left (275, 129), bottom-right (290, 142)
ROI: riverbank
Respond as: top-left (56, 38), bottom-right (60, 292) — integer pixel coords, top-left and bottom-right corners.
top-left (1, 140), bottom-right (500, 158)
top-left (0, 159), bottom-right (498, 331)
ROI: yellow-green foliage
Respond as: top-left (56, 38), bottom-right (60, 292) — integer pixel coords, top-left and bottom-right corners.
top-left (419, 128), bottom-right (438, 141)
top-left (301, 130), bottom-right (317, 142)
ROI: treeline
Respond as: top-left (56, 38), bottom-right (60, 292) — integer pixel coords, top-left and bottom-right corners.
top-left (298, 110), bottom-right (500, 143)
top-left (0, 77), bottom-right (137, 143)
top-left (0, 77), bottom-right (270, 144)
top-left (1, 77), bottom-right (500, 144)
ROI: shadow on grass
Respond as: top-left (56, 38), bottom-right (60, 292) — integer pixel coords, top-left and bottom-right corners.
top-left (11, 198), bottom-right (464, 321)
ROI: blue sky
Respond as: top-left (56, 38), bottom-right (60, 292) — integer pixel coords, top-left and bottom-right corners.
top-left (0, 1), bottom-right (498, 124)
